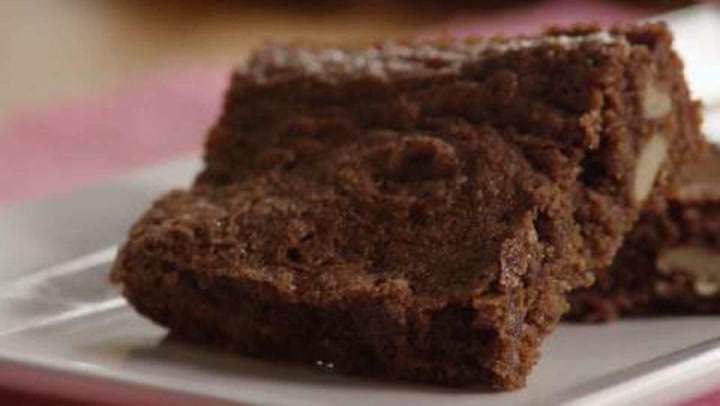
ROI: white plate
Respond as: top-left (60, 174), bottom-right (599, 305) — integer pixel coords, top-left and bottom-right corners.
top-left (1, 4), bottom-right (720, 406)
top-left (2, 249), bottom-right (720, 406)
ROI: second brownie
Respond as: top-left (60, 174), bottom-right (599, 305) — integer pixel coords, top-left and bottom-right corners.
top-left (569, 144), bottom-right (720, 321)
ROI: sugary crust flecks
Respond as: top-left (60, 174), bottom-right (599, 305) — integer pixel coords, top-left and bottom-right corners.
top-left (247, 31), bottom-right (618, 80)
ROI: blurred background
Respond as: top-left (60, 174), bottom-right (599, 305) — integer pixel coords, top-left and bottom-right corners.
top-left (0, 0), bottom-right (699, 206)
top-left (0, 0), bottom-right (694, 109)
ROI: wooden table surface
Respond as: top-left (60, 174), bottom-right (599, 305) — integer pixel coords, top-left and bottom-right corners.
top-left (0, 0), bottom-right (463, 111)
top-left (1, 0), bottom-right (684, 112)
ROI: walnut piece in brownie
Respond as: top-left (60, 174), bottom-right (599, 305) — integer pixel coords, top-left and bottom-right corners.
top-left (568, 145), bottom-right (720, 322)
top-left (112, 23), bottom-right (703, 389)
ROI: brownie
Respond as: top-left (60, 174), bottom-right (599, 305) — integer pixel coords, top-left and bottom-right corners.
top-left (111, 23), bottom-right (703, 389)
top-left (568, 144), bottom-right (720, 322)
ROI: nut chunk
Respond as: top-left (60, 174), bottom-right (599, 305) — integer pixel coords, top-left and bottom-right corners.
top-left (569, 146), bottom-right (720, 322)
top-left (112, 23), bottom-right (703, 389)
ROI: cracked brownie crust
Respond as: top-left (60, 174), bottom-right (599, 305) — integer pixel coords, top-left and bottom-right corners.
top-left (112, 23), bottom-right (703, 388)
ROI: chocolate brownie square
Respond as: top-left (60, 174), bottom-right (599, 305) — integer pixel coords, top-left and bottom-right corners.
top-left (568, 144), bottom-right (720, 322)
top-left (112, 23), bottom-right (703, 389)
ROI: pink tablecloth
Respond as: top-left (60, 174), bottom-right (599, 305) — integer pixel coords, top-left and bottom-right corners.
top-left (0, 67), bottom-right (228, 206)
top-left (3, 1), bottom-right (710, 405)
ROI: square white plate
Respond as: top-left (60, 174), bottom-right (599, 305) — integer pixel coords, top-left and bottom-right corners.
top-left (1, 4), bottom-right (719, 406)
